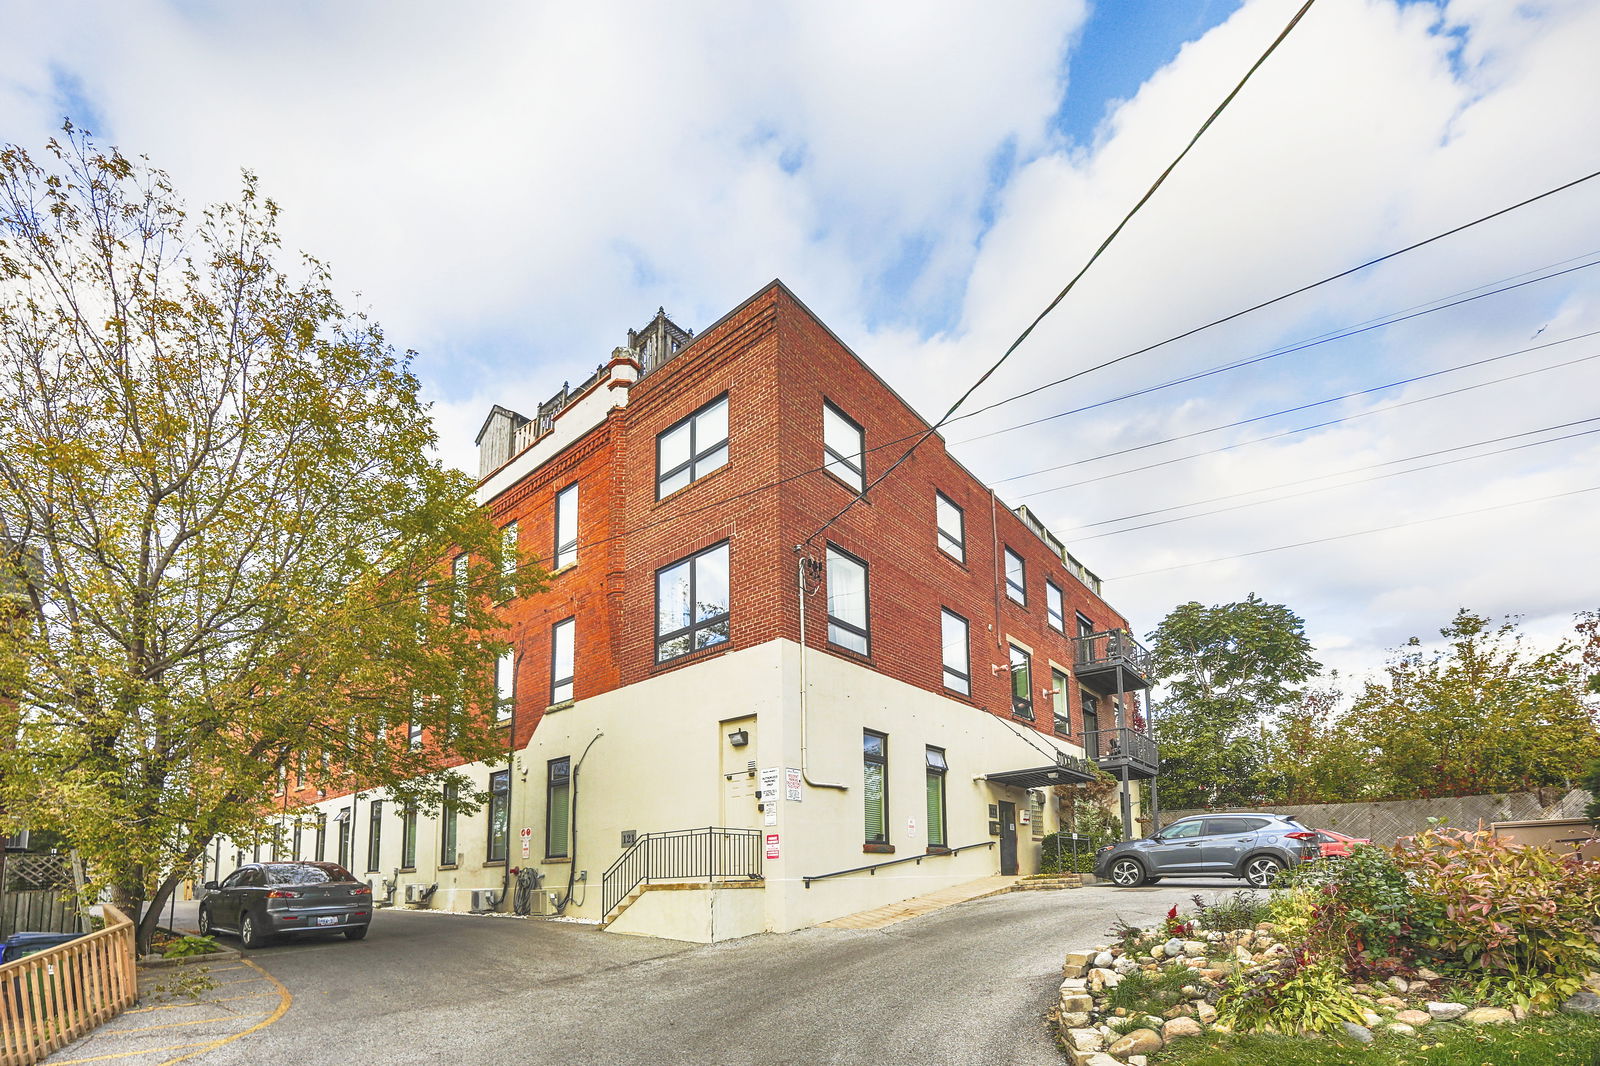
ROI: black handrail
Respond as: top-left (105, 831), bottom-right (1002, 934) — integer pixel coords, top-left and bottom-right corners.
top-left (602, 826), bottom-right (763, 917)
top-left (802, 840), bottom-right (995, 888)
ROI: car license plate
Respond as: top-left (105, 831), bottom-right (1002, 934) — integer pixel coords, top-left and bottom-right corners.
top-left (316, 916), bottom-right (338, 926)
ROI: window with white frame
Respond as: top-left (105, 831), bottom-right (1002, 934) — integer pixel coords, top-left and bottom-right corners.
top-left (1004, 548), bottom-right (1026, 605)
top-left (551, 617), bottom-right (575, 704)
top-left (655, 542), bottom-right (730, 661)
top-left (1046, 580), bottom-right (1065, 631)
top-left (1052, 668), bottom-right (1070, 736)
top-left (822, 401), bottom-right (865, 491)
top-left (935, 493), bottom-right (964, 562)
top-left (825, 545), bottom-right (869, 655)
top-left (1010, 644), bottom-right (1034, 720)
top-left (495, 649), bottom-right (516, 723)
top-left (941, 609), bottom-right (971, 695)
top-left (657, 394), bottom-right (729, 498)
top-left (554, 483), bottom-right (578, 569)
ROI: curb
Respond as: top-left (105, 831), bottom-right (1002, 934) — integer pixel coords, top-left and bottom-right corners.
top-left (137, 944), bottom-right (244, 969)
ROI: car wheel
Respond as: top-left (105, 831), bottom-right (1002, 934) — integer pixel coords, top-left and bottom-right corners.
top-left (344, 925), bottom-right (369, 941)
top-left (197, 905), bottom-right (212, 936)
top-left (1244, 856), bottom-right (1284, 888)
top-left (1109, 858), bottom-right (1147, 887)
top-left (239, 912), bottom-right (265, 949)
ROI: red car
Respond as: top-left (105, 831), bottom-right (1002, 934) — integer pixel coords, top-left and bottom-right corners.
top-left (1313, 829), bottom-right (1371, 858)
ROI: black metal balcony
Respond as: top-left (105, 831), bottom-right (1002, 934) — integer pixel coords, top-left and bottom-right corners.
top-left (1074, 628), bottom-right (1153, 694)
top-left (1084, 727), bottom-right (1160, 780)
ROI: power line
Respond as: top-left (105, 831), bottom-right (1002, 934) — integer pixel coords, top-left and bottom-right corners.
top-left (797, 0), bottom-right (1319, 548)
top-left (1107, 483), bottom-right (1600, 581)
top-left (947, 171), bottom-right (1600, 428)
top-left (1070, 420), bottom-right (1600, 541)
top-left (1001, 329), bottom-right (1600, 489)
top-left (1015, 346), bottom-right (1600, 501)
top-left (952, 257), bottom-right (1600, 448)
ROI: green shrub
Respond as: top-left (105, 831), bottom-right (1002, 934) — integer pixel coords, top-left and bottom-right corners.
top-left (1190, 890), bottom-right (1268, 932)
top-left (1215, 948), bottom-right (1368, 1035)
top-left (162, 934), bottom-right (219, 959)
top-left (1275, 843), bottom-right (1431, 970)
top-left (1395, 827), bottom-right (1600, 1009)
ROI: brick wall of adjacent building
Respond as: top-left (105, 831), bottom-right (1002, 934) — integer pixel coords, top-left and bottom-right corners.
top-left (292, 279), bottom-right (1140, 807)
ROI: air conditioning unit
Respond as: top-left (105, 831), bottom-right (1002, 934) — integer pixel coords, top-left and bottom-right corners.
top-left (3, 830), bottom-right (30, 852)
top-left (470, 888), bottom-right (502, 913)
top-left (404, 883), bottom-right (425, 903)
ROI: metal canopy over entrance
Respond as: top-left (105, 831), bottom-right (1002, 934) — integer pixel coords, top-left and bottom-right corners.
top-left (984, 753), bottom-right (1098, 790)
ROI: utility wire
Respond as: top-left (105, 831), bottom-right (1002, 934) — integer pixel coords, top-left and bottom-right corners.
top-left (797, 0), bottom-right (1319, 548)
top-left (1072, 420), bottom-right (1600, 541)
top-left (1016, 346), bottom-right (1600, 501)
top-left (1003, 332), bottom-right (1600, 491)
top-left (947, 171), bottom-right (1600, 428)
top-left (1107, 484), bottom-right (1600, 581)
top-left (953, 257), bottom-right (1600, 448)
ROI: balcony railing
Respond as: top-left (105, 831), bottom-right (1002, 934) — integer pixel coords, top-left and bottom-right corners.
top-left (1074, 629), bottom-right (1153, 688)
top-left (1084, 727), bottom-right (1160, 779)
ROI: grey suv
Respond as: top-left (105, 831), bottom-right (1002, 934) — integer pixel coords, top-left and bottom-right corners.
top-left (1093, 813), bottom-right (1320, 888)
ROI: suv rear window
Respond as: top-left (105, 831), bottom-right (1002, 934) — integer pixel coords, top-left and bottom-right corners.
top-left (1206, 817), bottom-right (1267, 835)
top-left (263, 862), bottom-right (357, 885)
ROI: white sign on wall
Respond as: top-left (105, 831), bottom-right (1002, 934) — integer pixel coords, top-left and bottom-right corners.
top-left (785, 767), bottom-right (802, 802)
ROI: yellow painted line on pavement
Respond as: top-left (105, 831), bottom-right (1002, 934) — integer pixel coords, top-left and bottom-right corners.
top-left (152, 959), bottom-right (292, 1066)
top-left (49, 1043), bottom-right (210, 1065)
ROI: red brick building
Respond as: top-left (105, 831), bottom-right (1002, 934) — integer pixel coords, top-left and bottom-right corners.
top-left (231, 281), bottom-right (1157, 938)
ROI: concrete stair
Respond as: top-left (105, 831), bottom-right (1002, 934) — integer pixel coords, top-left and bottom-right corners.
top-left (1009, 874), bottom-right (1084, 891)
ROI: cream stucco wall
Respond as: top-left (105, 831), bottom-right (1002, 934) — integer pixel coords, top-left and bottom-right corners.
top-left (221, 637), bottom-right (1108, 940)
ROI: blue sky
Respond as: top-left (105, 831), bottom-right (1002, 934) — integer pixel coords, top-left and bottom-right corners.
top-left (3, 0), bottom-right (1598, 681)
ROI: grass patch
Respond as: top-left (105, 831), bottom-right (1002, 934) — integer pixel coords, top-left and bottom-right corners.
top-left (1159, 1014), bottom-right (1600, 1066)
top-left (1104, 966), bottom-right (1194, 1017)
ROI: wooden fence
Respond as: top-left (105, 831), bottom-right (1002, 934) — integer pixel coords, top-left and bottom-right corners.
top-left (0, 904), bottom-right (137, 1066)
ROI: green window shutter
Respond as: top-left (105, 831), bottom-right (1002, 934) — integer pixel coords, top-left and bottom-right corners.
top-left (548, 782), bottom-right (570, 858)
top-left (864, 762), bottom-right (885, 843)
top-left (926, 772), bottom-right (945, 847)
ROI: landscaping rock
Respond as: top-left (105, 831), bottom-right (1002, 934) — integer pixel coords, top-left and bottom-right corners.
top-left (1338, 1022), bottom-right (1374, 1044)
top-left (1427, 1002), bottom-right (1469, 1021)
top-left (1108, 1029), bottom-right (1164, 1058)
top-left (1386, 976), bottom-right (1409, 994)
top-left (1066, 1029), bottom-right (1105, 1052)
top-left (1361, 1010), bottom-right (1383, 1028)
top-left (1163, 1017), bottom-right (1203, 1040)
top-left (1092, 952), bottom-right (1114, 969)
top-left (1150, 944), bottom-right (1166, 959)
top-left (1128, 1058), bottom-right (1148, 1066)
top-left (1081, 1055), bottom-right (1121, 1066)
top-left (1087, 968), bottom-right (1121, 991)
top-left (1183, 940), bottom-right (1207, 957)
top-left (1063, 951), bottom-right (1094, 978)
top-left (1376, 996), bottom-right (1407, 1009)
top-left (1415, 967), bottom-right (1442, 982)
top-left (1061, 978), bottom-right (1088, 993)
top-left (1163, 1004), bottom-right (1196, 1020)
top-left (1233, 946), bottom-right (1254, 964)
top-left (1059, 993), bottom-right (1094, 1014)
top-left (1386, 1022), bottom-right (1417, 1037)
top-left (1461, 1007), bottom-right (1515, 1026)
top-left (1112, 956), bottom-right (1139, 976)
top-left (1511, 1005), bottom-right (1527, 1021)
top-left (1194, 1002), bottom-right (1218, 1024)
top-left (1394, 1010), bottom-right (1432, 1027)
top-left (1164, 937), bottom-right (1186, 956)
top-left (1059, 1011), bottom-right (1092, 1029)
top-left (1563, 991), bottom-right (1600, 1016)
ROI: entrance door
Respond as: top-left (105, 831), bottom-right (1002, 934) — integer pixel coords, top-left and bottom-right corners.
top-left (998, 801), bottom-right (1019, 876)
top-left (720, 716), bottom-right (761, 831)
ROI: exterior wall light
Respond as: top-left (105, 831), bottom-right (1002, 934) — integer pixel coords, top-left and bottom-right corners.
top-left (727, 729), bottom-right (749, 747)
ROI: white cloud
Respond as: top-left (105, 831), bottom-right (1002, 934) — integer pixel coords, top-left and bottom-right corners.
top-left (3, 0), bottom-right (1596, 679)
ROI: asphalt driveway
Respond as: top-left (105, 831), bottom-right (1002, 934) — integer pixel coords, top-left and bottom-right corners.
top-left (56, 881), bottom-right (1207, 1065)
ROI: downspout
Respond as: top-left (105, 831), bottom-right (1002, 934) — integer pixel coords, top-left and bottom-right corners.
top-left (989, 492), bottom-right (1002, 651)
top-left (796, 552), bottom-right (847, 791)
top-left (555, 731), bottom-right (604, 914)
top-left (499, 649), bottom-right (521, 911)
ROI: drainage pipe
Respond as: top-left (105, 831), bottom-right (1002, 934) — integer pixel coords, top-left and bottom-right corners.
top-left (555, 731), bottom-right (604, 914)
top-left (796, 552), bottom-right (847, 791)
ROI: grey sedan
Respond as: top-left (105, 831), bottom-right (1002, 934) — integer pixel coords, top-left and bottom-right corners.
top-left (199, 861), bottom-right (373, 947)
top-left (1093, 813), bottom-right (1321, 888)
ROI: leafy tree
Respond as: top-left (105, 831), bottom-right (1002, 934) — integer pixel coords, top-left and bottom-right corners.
top-left (0, 128), bottom-right (544, 951)
top-left (1262, 684), bottom-right (1383, 804)
top-left (1351, 610), bottom-right (1600, 800)
top-left (1147, 594), bottom-right (1321, 808)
